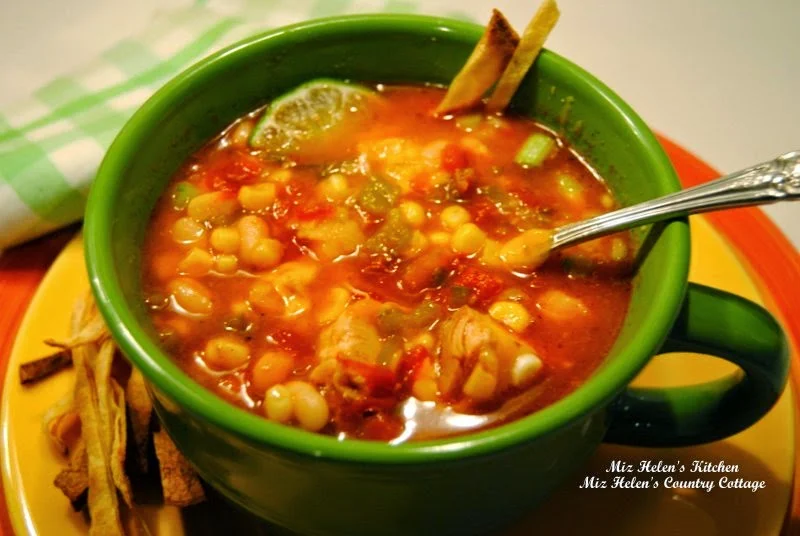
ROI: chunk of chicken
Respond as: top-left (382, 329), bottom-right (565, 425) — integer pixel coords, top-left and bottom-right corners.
top-left (316, 299), bottom-right (383, 364)
top-left (438, 306), bottom-right (540, 402)
top-left (297, 217), bottom-right (364, 261)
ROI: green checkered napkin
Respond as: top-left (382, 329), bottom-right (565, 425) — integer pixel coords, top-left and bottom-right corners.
top-left (0, 0), bottom-right (476, 250)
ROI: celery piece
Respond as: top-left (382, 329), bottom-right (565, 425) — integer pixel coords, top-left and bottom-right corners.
top-left (377, 306), bottom-right (406, 336)
top-left (514, 133), bottom-right (556, 167)
top-left (556, 173), bottom-right (584, 202)
top-left (449, 285), bottom-right (472, 307)
top-left (376, 335), bottom-right (404, 367)
top-left (357, 177), bottom-right (399, 216)
top-left (455, 113), bottom-right (482, 131)
top-left (410, 300), bottom-right (442, 328)
top-left (171, 181), bottom-right (200, 210)
top-left (364, 209), bottom-right (412, 254)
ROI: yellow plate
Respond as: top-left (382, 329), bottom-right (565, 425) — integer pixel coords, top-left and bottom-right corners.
top-left (1, 216), bottom-right (794, 535)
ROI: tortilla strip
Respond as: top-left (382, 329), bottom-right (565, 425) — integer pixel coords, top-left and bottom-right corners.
top-left (152, 428), bottom-right (206, 507)
top-left (74, 341), bottom-right (126, 536)
top-left (95, 340), bottom-right (135, 508)
top-left (486, 0), bottom-right (561, 113)
top-left (54, 437), bottom-right (89, 509)
top-left (19, 350), bottom-right (73, 384)
top-left (45, 313), bottom-right (108, 350)
top-left (45, 403), bottom-right (81, 455)
top-left (435, 9), bottom-right (519, 115)
top-left (126, 368), bottom-right (153, 473)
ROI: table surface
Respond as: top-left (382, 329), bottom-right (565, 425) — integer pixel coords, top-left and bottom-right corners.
top-left (1, 0), bottom-right (798, 250)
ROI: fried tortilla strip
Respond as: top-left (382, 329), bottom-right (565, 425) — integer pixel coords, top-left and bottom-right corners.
top-left (19, 350), bottom-right (73, 384)
top-left (126, 368), bottom-right (153, 473)
top-left (486, 0), bottom-right (561, 113)
top-left (95, 340), bottom-right (135, 508)
top-left (435, 9), bottom-right (519, 115)
top-left (54, 437), bottom-right (89, 509)
top-left (44, 399), bottom-right (81, 455)
top-left (45, 312), bottom-right (108, 350)
top-left (74, 341), bottom-right (125, 536)
top-left (153, 428), bottom-right (206, 507)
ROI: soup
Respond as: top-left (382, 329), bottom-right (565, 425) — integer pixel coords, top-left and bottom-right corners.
top-left (141, 83), bottom-right (633, 442)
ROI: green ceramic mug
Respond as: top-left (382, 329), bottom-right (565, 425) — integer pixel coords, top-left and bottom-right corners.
top-left (84, 15), bottom-right (789, 536)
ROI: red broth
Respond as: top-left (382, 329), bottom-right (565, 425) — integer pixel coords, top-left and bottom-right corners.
top-left (141, 84), bottom-right (633, 442)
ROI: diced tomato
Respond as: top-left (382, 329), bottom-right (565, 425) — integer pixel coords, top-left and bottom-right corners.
top-left (203, 150), bottom-right (264, 191)
top-left (338, 358), bottom-right (397, 398)
top-left (269, 329), bottom-right (306, 355)
top-left (441, 143), bottom-right (470, 172)
top-left (396, 346), bottom-right (429, 389)
top-left (359, 413), bottom-right (405, 441)
top-left (409, 172), bottom-right (433, 194)
top-left (295, 203), bottom-right (335, 222)
top-left (452, 266), bottom-right (504, 306)
top-left (468, 196), bottom-right (501, 226)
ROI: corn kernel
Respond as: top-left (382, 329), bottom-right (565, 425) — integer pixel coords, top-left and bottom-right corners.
top-left (511, 353), bottom-right (543, 388)
top-left (600, 193), bottom-right (614, 209)
top-left (204, 335), bottom-right (250, 370)
top-left (462, 365), bottom-right (496, 401)
top-left (611, 238), bottom-right (628, 261)
top-left (430, 171), bottom-right (451, 186)
top-left (440, 205), bottom-right (471, 230)
top-left (286, 381), bottom-right (330, 432)
top-left (172, 217), bottom-right (205, 244)
top-left (399, 201), bottom-right (426, 227)
top-left (187, 192), bottom-right (238, 223)
top-left (237, 214), bottom-right (270, 243)
top-left (243, 238), bottom-right (283, 270)
top-left (231, 301), bottom-right (250, 316)
top-left (460, 136), bottom-right (490, 156)
top-left (264, 385), bottom-right (294, 423)
top-left (480, 239), bottom-right (504, 268)
top-left (429, 231), bottom-right (451, 246)
top-left (407, 332), bottom-right (435, 352)
top-left (488, 301), bottom-right (531, 332)
top-left (251, 351), bottom-right (294, 393)
top-left (499, 228), bottom-right (552, 272)
top-left (269, 169), bottom-right (293, 183)
top-left (537, 290), bottom-right (588, 322)
top-left (556, 174), bottom-right (584, 203)
top-left (451, 223), bottom-right (486, 255)
top-left (238, 182), bottom-right (277, 212)
top-left (272, 260), bottom-right (320, 289)
top-left (214, 254), bottom-right (239, 274)
top-left (168, 278), bottom-right (213, 315)
top-left (412, 378), bottom-right (438, 401)
top-left (405, 230), bottom-right (428, 258)
top-left (318, 173), bottom-right (349, 201)
top-left (178, 248), bottom-right (213, 277)
top-left (210, 226), bottom-right (240, 254)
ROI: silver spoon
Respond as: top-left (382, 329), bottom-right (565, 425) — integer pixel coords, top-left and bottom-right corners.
top-left (551, 149), bottom-right (800, 252)
top-left (398, 150), bottom-right (800, 441)
top-left (497, 150), bottom-right (800, 272)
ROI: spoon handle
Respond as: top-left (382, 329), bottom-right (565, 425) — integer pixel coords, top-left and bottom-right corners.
top-left (551, 150), bottom-right (800, 251)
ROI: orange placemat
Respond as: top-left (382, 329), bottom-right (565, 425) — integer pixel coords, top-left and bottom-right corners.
top-left (0, 139), bottom-right (797, 535)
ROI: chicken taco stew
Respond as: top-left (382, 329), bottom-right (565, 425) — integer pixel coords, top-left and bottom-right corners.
top-left (141, 82), bottom-right (635, 443)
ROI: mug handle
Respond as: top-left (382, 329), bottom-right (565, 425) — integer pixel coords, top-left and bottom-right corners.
top-left (604, 283), bottom-right (789, 447)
